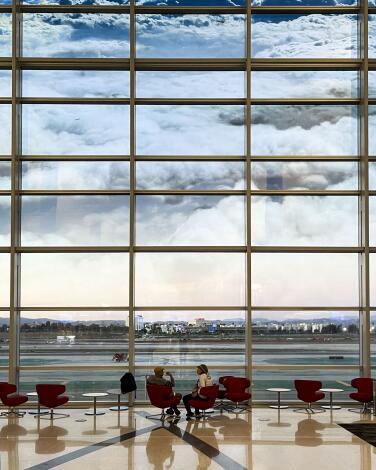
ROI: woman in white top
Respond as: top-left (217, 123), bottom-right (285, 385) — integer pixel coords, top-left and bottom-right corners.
top-left (183, 364), bottom-right (213, 418)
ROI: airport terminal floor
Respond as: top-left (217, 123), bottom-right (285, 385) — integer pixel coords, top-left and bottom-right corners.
top-left (2, 407), bottom-right (376, 470)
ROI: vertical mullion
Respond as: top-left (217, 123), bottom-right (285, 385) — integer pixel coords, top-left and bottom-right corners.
top-left (9, 0), bottom-right (21, 385)
top-left (128, 0), bottom-right (136, 402)
top-left (246, 0), bottom-right (252, 391)
top-left (360, 0), bottom-right (370, 377)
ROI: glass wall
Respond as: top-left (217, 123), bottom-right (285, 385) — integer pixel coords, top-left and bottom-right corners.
top-left (0, 0), bottom-right (371, 402)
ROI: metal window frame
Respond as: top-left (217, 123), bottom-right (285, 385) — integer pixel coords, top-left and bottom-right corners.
top-left (1, 0), bottom-right (374, 404)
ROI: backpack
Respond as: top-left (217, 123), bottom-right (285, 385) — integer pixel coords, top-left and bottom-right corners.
top-left (120, 372), bottom-right (137, 395)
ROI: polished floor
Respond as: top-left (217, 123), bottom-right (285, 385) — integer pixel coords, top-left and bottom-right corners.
top-left (1, 406), bottom-right (376, 470)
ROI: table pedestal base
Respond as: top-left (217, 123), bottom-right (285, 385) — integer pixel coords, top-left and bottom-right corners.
top-left (269, 405), bottom-right (289, 409)
top-left (321, 405), bottom-right (341, 410)
top-left (85, 411), bottom-right (106, 416)
top-left (110, 405), bottom-right (129, 411)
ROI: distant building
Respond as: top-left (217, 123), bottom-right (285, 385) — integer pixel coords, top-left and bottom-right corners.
top-left (135, 315), bottom-right (144, 331)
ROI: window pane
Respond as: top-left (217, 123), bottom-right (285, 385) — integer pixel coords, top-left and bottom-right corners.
top-left (253, 311), bottom-right (359, 366)
top-left (20, 311), bottom-right (129, 367)
top-left (23, 0), bottom-right (129, 4)
top-left (0, 255), bottom-right (9, 307)
top-left (252, 253), bottom-right (359, 307)
top-left (136, 105), bottom-right (245, 156)
top-left (0, 162), bottom-right (11, 190)
top-left (21, 196), bottom-right (130, 246)
top-left (251, 105), bottom-right (358, 156)
top-left (135, 311), bottom-right (245, 367)
top-left (136, 195), bottom-right (245, 245)
top-left (0, 15), bottom-right (11, 57)
top-left (370, 162), bottom-right (376, 189)
top-left (0, 70), bottom-right (11, 97)
top-left (0, 105), bottom-right (11, 155)
top-left (135, 253), bottom-right (246, 307)
top-left (22, 105), bottom-right (130, 155)
top-left (0, 312), bottom-right (9, 363)
top-left (21, 253), bottom-right (129, 307)
top-left (251, 161), bottom-right (358, 190)
top-left (22, 14), bottom-right (130, 58)
top-left (368, 106), bottom-right (376, 155)
top-left (252, 196), bottom-right (358, 246)
top-left (253, 1), bottom-right (357, 4)
top-left (252, 368), bottom-right (357, 401)
top-left (252, 71), bottom-right (358, 99)
top-left (136, 14), bottom-right (246, 58)
top-left (137, 71), bottom-right (245, 98)
top-left (137, 161), bottom-right (245, 190)
top-left (369, 197), bottom-right (376, 247)
top-left (252, 14), bottom-right (357, 58)
top-left (19, 370), bottom-right (128, 401)
top-left (0, 197), bottom-right (10, 246)
top-left (23, 71), bottom-right (130, 98)
top-left (22, 162), bottom-right (130, 190)
top-left (369, 15), bottom-right (376, 58)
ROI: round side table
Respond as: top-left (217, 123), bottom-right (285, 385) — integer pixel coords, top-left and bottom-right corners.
top-left (27, 392), bottom-right (49, 415)
top-left (320, 388), bottom-right (344, 410)
top-left (266, 388), bottom-right (291, 409)
top-left (82, 392), bottom-right (109, 416)
top-left (107, 389), bottom-right (128, 412)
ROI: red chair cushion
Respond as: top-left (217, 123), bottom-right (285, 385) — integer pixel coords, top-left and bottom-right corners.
top-left (295, 380), bottom-right (324, 404)
top-left (225, 377), bottom-right (251, 404)
top-left (350, 392), bottom-right (373, 403)
top-left (36, 384), bottom-right (69, 409)
top-left (188, 385), bottom-right (219, 411)
top-left (146, 384), bottom-right (180, 410)
top-left (226, 392), bottom-right (252, 402)
top-left (0, 383), bottom-right (28, 407)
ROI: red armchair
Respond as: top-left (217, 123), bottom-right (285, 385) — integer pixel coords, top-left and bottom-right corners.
top-left (349, 378), bottom-right (373, 414)
top-left (225, 377), bottom-right (252, 413)
top-left (146, 384), bottom-right (181, 421)
top-left (0, 382), bottom-right (28, 418)
top-left (294, 380), bottom-right (325, 414)
top-left (188, 385), bottom-right (219, 419)
top-left (36, 384), bottom-right (69, 420)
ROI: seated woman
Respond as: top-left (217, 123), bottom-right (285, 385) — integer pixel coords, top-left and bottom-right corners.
top-left (183, 364), bottom-right (213, 418)
top-left (147, 366), bottom-right (181, 416)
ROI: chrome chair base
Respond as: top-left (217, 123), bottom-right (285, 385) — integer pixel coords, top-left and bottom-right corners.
top-left (37, 410), bottom-right (70, 420)
top-left (0, 409), bottom-right (26, 418)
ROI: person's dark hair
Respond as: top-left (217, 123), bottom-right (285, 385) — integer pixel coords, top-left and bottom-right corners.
top-left (197, 364), bottom-right (208, 374)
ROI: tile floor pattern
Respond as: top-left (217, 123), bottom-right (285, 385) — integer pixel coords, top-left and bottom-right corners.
top-left (1, 406), bottom-right (376, 469)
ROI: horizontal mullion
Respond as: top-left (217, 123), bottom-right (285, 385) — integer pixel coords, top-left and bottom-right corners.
top-left (21, 4), bottom-right (130, 13)
top-left (19, 58), bottom-right (131, 71)
top-left (368, 191), bottom-right (376, 196)
top-left (21, 98), bottom-right (131, 105)
top-left (252, 306), bottom-right (361, 311)
top-left (136, 6), bottom-right (245, 14)
top-left (251, 190), bottom-right (359, 196)
top-left (251, 98), bottom-right (359, 106)
top-left (251, 59), bottom-right (361, 72)
top-left (251, 246), bottom-right (362, 253)
top-left (136, 98), bottom-right (245, 105)
top-left (134, 306), bottom-right (246, 311)
top-left (136, 189), bottom-right (245, 196)
top-left (19, 306), bottom-right (129, 311)
top-left (21, 155), bottom-right (131, 161)
top-left (250, 6), bottom-right (359, 14)
top-left (18, 364), bottom-right (245, 371)
top-left (135, 155), bottom-right (246, 161)
top-left (0, 191), bottom-right (11, 196)
top-left (135, 58), bottom-right (245, 71)
top-left (250, 155), bottom-right (359, 161)
top-left (19, 246), bottom-right (130, 253)
top-left (21, 190), bottom-right (130, 195)
top-left (135, 246), bottom-right (246, 253)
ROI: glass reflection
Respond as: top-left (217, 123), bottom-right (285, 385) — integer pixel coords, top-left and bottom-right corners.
top-left (136, 195), bottom-right (245, 245)
top-left (22, 105), bottom-right (130, 155)
top-left (136, 105), bottom-right (245, 156)
top-left (252, 14), bottom-right (358, 59)
top-left (251, 105), bottom-right (358, 156)
top-left (136, 14), bottom-right (246, 58)
top-left (21, 196), bottom-right (130, 246)
top-left (22, 14), bottom-right (130, 58)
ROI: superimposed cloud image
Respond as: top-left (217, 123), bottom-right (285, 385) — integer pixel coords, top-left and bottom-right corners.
top-left (22, 105), bottom-right (130, 155)
top-left (136, 14), bottom-right (246, 58)
top-left (252, 14), bottom-right (357, 58)
top-left (22, 13), bottom-right (130, 58)
top-left (0, 4), bottom-right (372, 314)
top-left (21, 196), bottom-right (130, 246)
top-left (252, 1), bottom-right (357, 5)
